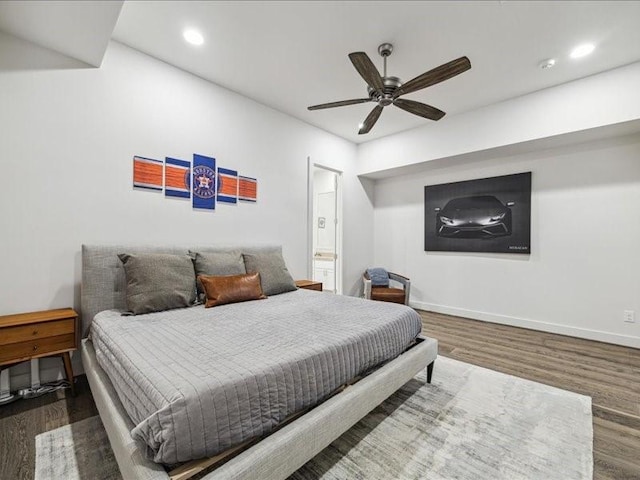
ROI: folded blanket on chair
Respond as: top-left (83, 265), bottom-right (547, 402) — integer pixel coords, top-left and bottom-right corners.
top-left (367, 267), bottom-right (389, 287)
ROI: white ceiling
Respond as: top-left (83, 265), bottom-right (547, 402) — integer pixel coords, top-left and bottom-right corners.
top-left (111, 1), bottom-right (640, 143)
top-left (2, 1), bottom-right (640, 144)
top-left (0, 1), bottom-right (123, 67)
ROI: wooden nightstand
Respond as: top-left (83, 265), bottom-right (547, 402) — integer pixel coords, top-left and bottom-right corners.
top-left (0, 308), bottom-right (78, 395)
top-left (295, 279), bottom-right (323, 291)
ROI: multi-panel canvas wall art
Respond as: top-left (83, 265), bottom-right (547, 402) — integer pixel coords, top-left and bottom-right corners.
top-left (132, 153), bottom-right (257, 211)
top-left (424, 172), bottom-right (531, 254)
top-left (238, 176), bottom-right (257, 202)
top-left (217, 168), bottom-right (239, 204)
top-left (165, 157), bottom-right (191, 199)
top-left (192, 154), bottom-right (217, 210)
top-left (133, 156), bottom-right (163, 191)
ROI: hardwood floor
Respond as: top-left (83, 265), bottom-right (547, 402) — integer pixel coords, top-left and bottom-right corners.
top-left (420, 310), bottom-right (640, 480)
top-left (0, 312), bottom-right (638, 479)
top-left (0, 377), bottom-right (97, 480)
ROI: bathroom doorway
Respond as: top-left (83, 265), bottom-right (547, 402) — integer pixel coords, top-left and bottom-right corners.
top-left (308, 161), bottom-right (342, 294)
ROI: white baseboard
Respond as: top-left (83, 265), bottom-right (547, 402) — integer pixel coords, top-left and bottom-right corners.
top-left (412, 301), bottom-right (640, 349)
top-left (8, 357), bottom-right (85, 392)
top-left (10, 366), bottom-right (65, 391)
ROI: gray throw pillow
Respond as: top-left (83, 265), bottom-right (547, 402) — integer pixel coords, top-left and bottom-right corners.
top-left (242, 249), bottom-right (297, 296)
top-left (190, 250), bottom-right (246, 297)
top-left (118, 253), bottom-right (197, 315)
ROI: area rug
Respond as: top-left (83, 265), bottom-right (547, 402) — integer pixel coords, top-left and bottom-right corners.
top-left (35, 357), bottom-right (593, 480)
top-left (34, 415), bottom-right (120, 480)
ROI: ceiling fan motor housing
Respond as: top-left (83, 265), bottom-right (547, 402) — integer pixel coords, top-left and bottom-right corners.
top-left (368, 76), bottom-right (402, 106)
top-left (378, 43), bottom-right (393, 57)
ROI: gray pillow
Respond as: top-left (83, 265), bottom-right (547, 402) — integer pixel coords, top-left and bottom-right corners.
top-left (118, 253), bottom-right (197, 315)
top-left (242, 249), bottom-right (297, 296)
top-left (190, 250), bottom-right (246, 296)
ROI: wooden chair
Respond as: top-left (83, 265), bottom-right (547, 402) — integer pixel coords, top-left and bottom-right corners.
top-left (363, 271), bottom-right (411, 305)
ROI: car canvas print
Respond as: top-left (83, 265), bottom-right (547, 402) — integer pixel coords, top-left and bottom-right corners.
top-left (424, 172), bottom-right (531, 254)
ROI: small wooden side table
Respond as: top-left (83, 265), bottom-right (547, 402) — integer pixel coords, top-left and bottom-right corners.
top-left (295, 280), bottom-right (323, 291)
top-left (0, 308), bottom-right (78, 395)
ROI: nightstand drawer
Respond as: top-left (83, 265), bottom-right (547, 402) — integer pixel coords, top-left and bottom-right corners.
top-left (0, 333), bottom-right (76, 364)
top-left (0, 319), bottom-right (75, 346)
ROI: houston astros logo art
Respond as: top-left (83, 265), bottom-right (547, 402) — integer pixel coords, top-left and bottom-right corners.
top-left (192, 165), bottom-right (215, 199)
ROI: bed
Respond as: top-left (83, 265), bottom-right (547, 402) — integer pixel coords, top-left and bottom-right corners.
top-left (80, 244), bottom-right (438, 480)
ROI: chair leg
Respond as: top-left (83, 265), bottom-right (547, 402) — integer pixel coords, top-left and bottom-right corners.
top-left (426, 361), bottom-right (434, 384)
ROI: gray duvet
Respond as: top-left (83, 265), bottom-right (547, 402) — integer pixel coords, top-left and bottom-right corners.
top-left (90, 289), bottom-right (422, 464)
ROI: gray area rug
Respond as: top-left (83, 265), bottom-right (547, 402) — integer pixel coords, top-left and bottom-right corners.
top-left (35, 415), bottom-right (120, 480)
top-left (35, 357), bottom-right (593, 480)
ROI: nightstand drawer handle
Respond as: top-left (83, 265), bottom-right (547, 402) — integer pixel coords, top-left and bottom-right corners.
top-left (33, 345), bottom-right (38, 351)
top-left (32, 330), bottom-right (38, 336)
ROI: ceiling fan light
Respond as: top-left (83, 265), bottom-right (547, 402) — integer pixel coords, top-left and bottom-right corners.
top-left (183, 29), bottom-right (204, 46)
top-left (570, 43), bottom-right (595, 59)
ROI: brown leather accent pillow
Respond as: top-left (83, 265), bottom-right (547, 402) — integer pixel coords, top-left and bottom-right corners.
top-left (198, 272), bottom-right (267, 308)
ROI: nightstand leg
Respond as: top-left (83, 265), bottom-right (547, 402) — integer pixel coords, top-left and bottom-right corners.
top-left (62, 352), bottom-right (75, 396)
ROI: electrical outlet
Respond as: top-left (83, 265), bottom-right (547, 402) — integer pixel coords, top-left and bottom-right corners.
top-left (624, 310), bottom-right (636, 323)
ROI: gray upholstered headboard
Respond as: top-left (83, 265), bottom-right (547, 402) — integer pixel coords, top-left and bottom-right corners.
top-left (80, 244), bottom-right (282, 337)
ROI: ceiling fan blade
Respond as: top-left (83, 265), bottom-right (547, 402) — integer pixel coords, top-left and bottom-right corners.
top-left (359, 105), bottom-right (384, 135)
top-left (393, 56), bottom-right (471, 98)
top-left (394, 98), bottom-right (445, 121)
top-left (307, 98), bottom-right (371, 110)
top-left (349, 52), bottom-right (384, 94)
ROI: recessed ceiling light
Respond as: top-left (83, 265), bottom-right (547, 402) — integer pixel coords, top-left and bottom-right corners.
top-left (358, 123), bottom-right (364, 130)
top-left (183, 29), bottom-right (204, 46)
top-left (570, 43), bottom-right (595, 59)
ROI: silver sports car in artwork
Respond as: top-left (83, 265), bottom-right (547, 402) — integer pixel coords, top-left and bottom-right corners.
top-left (435, 195), bottom-right (515, 238)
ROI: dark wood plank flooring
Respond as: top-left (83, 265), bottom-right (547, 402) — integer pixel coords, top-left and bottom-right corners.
top-left (420, 310), bottom-right (640, 480)
top-left (0, 376), bottom-right (98, 480)
top-left (0, 312), bottom-right (638, 479)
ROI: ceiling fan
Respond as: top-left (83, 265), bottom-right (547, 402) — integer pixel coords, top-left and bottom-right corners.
top-left (308, 43), bottom-right (471, 135)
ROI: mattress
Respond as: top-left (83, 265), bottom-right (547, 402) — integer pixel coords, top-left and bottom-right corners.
top-left (90, 289), bottom-right (422, 465)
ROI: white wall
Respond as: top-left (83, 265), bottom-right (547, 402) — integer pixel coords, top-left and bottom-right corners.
top-left (358, 61), bottom-right (640, 178)
top-left (0, 41), bottom-right (373, 386)
top-left (373, 133), bottom-right (640, 347)
top-left (359, 59), bottom-right (640, 348)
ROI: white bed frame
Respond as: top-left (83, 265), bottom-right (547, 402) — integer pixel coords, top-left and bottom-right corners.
top-left (80, 244), bottom-right (438, 480)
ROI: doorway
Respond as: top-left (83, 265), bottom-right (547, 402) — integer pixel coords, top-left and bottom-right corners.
top-left (308, 161), bottom-right (342, 294)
